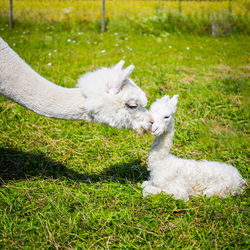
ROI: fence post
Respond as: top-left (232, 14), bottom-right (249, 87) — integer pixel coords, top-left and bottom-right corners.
top-left (178, 0), bottom-right (182, 14)
top-left (211, 18), bottom-right (216, 37)
top-left (102, 0), bottom-right (105, 32)
top-left (9, 0), bottom-right (13, 29)
top-left (228, 0), bottom-right (232, 14)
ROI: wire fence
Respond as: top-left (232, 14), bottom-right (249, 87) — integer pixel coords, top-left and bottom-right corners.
top-left (0, 0), bottom-right (249, 35)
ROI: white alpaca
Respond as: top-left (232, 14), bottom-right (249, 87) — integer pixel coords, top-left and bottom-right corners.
top-left (0, 38), bottom-right (152, 132)
top-left (142, 95), bottom-right (246, 201)
top-left (76, 60), bottom-right (152, 133)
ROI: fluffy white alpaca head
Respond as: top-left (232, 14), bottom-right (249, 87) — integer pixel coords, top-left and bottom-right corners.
top-left (76, 60), bottom-right (152, 133)
top-left (150, 95), bottom-right (179, 136)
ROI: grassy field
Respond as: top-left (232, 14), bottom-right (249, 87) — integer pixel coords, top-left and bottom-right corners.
top-left (0, 2), bottom-right (249, 248)
top-left (0, 0), bottom-right (247, 20)
top-left (0, 0), bottom-right (249, 35)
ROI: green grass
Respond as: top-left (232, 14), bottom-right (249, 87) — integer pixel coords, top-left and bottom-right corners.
top-left (0, 18), bottom-right (249, 248)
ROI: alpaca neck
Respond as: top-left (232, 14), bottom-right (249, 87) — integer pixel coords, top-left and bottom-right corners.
top-left (0, 38), bottom-right (90, 120)
top-left (149, 121), bottom-right (174, 165)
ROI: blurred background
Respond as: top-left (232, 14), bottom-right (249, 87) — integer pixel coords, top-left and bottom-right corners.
top-left (1, 0), bottom-right (249, 35)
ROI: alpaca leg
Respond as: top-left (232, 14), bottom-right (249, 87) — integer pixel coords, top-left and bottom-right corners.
top-left (141, 181), bottom-right (151, 188)
top-left (203, 187), bottom-right (223, 198)
top-left (142, 182), bottom-right (162, 197)
top-left (203, 183), bottom-right (231, 198)
top-left (162, 184), bottom-right (190, 201)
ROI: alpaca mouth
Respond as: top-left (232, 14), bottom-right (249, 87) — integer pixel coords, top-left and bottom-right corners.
top-left (140, 126), bottom-right (147, 133)
top-left (138, 123), bottom-right (152, 134)
top-left (152, 127), bottom-right (159, 136)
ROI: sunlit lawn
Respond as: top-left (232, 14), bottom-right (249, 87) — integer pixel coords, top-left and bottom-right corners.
top-left (0, 6), bottom-right (249, 248)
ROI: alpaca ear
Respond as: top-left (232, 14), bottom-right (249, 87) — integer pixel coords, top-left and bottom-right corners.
top-left (108, 75), bottom-right (127, 95)
top-left (172, 94), bottom-right (179, 103)
top-left (170, 95), bottom-right (179, 110)
top-left (122, 64), bottom-right (135, 79)
top-left (109, 64), bottom-right (135, 95)
top-left (113, 60), bottom-right (125, 71)
top-left (109, 83), bottom-right (124, 95)
top-left (162, 95), bottom-right (170, 101)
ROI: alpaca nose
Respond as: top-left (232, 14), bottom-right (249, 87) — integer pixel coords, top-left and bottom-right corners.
top-left (149, 118), bottom-right (154, 124)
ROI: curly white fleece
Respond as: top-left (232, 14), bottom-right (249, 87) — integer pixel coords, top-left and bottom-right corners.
top-left (142, 95), bottom-right (246, 201)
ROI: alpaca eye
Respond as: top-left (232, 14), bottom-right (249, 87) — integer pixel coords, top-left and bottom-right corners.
top-left (164, 115), bottom-right (170, 119)
top-left (126, 104), bottom-right (137, 109)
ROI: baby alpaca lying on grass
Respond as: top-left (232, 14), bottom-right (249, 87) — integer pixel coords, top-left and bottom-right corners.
top-left (142, 95), bottom-right (246, 201)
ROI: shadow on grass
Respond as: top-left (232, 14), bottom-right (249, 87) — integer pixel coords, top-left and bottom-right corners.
top-left (0, 147), bottom-right (148, 185)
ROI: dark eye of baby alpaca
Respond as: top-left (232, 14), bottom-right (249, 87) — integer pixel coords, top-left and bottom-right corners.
top-left (126, 103), bottom-right (137, 109)
top-left (164, 115), bottom-right (170, 119)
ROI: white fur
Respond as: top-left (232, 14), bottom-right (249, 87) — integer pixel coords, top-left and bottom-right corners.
top-left (76, 60), bottom-right (152, 133)
top-left (0, 37), bottom-right (87, 120)
top-left (0, 38), bottom-right (152, 132)
top-left (142, 95), bottom-right (246, 201)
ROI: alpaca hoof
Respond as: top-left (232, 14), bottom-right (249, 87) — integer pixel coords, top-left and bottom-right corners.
top-left (142, 184), bottom-right (162, 196)
top-left (141, 181), bottom-right (150, 188)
